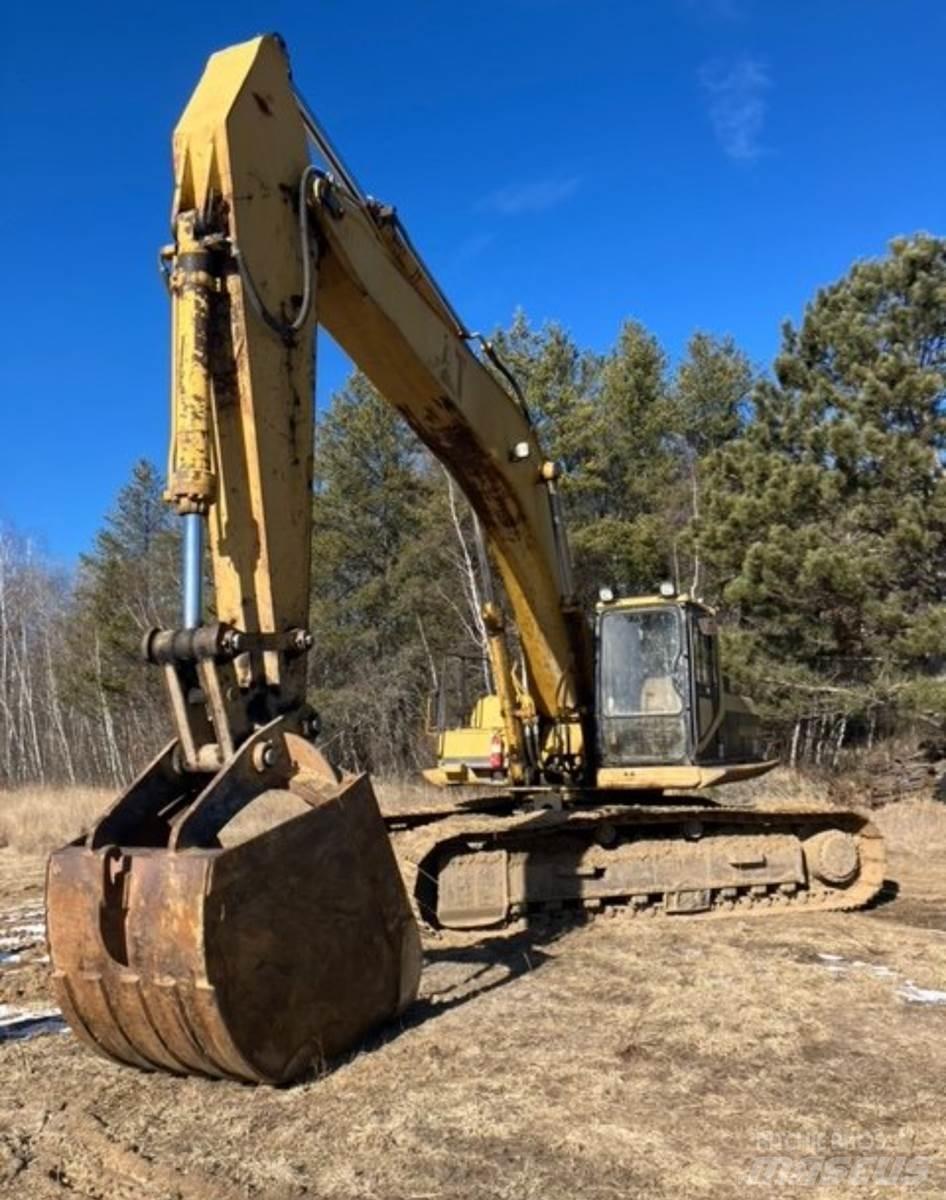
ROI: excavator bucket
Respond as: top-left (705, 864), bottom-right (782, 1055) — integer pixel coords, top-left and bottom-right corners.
top-left (46, 730), bottom-right (422, 1084)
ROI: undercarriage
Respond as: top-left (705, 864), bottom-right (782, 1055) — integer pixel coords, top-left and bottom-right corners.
top-left (387, 797), bottom-right (885, 932)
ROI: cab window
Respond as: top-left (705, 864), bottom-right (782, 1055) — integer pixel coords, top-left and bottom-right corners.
top-left (600, 609), bottom-right (684, 717)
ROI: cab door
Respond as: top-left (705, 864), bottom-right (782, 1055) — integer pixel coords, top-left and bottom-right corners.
top-left (689, 610), bottom-right (721, 755)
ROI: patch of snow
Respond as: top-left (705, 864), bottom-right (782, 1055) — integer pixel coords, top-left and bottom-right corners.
top-left (0, 920), bottom-right (46, 960)
top-left (0, 910), bottom-right (47, 969)
top-left (0, 1002), bottom-right (66, 1042)
top-left (0, 909), bottom-right (44, 927)
top-left (814, 952), bottom-right (946, 1009)
top-left (897, 982), bottom-right (946, 1006)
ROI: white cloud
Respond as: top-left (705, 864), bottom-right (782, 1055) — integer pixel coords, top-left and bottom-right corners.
top-left (699, 56), bottom-right (771, 161)
top-left (479, 176), bottom-right (581, 216)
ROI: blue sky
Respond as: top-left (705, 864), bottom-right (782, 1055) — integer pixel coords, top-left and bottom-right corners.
top-left (2, 0), bottom-right (943, 562)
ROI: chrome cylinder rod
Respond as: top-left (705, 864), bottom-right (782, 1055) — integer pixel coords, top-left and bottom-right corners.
top-left (182, 513), bottom-right (204, 629)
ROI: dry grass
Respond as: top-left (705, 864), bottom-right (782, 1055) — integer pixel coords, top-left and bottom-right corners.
top-left (722, 764), bottom-right (946, 858)
top-left (1, 772), bottom-right (945, 1197)
top-left (710, 763), bottom-right (831, 808)
top-left (0, 775), bottom-right (454, 855)
top-left (0, 785), bottom-right (110, 855)
top-left (2, 859), bottom-right (945, 1198)
top-left (5, 767), bottom-right (944, 857)
top-left (873, 796), bottom-right (946, 855)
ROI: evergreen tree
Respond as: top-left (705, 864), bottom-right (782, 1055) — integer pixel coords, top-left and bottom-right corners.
top-left (489, 308), bottom-right (603, 475)
top-left (696, 234), bottom-right (946, 734)
top-left (66, 460), bottom-right (181, 780)
top-left (309, 373), bottom-right (463, 772)
top-left (493, 313), bottom-right (687, 599)
top-left (564, 320), bottom-right (685, 597)
top-left (673, 332), bottom-right (756, 594)
top-left (74, 459), bottom-right (181, 664)
top-left (675, 332), bottom-right (753, 459)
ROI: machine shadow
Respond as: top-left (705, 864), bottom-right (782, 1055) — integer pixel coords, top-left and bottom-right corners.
top-left (865, 877), bottom-right (900, 909)
top-left (301, 918), bottom-right (578, 1084)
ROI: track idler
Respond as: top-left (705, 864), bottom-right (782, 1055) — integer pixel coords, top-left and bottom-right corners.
top-left (46, 721), bottom-right (421, 1084)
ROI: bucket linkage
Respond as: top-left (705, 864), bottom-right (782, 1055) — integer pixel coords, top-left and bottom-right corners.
top-left (46, 623), bottom-right (421, 1084)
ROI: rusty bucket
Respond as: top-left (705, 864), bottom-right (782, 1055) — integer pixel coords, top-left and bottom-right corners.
top-left (46, 729), bottom-right (421, 1084)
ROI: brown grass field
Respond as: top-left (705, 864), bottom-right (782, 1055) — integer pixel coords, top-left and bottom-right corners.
top-left (1, 772), bottom-right (945, 1199)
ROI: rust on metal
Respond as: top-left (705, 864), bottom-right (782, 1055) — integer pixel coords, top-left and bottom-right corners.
top-left (47, 736), bottom-right (421, 1084)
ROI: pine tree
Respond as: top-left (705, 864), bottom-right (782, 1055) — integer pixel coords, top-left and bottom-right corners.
top-left (65, 460), bottom-right (181, 781)
top-left (492, 313), bottom-right (687, 599)
top-left (673, 332), bottom-right (755, 594)
top-left (675, 332), bottom-right (752, 459)
top-left (489, 309), bottom-right (603, 475)
top-left (695, 235), bottom-right (946, 738)
top-left (309, 373), bottom-right (463, 773)
top-left (564, 320), bottom-right (685, 597)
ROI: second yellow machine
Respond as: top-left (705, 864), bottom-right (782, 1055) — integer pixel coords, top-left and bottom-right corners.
top-left (46, 36), bottom-right (884, 1084)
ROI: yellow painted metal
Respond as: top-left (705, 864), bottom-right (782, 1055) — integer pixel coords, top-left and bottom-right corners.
top-left (539, 715), bottom-right (584, 767)
top-left (425, 692), bottom-right (587, 788)
top-left (169, 33), bottom-right (592, 767)
top-left (482, 601), bottom-right (525, 783)
top-left (425, 694), bottom-right (502, 785)
top-left (596, 592), bottom-right (698, 613)
top-left (422, 765), bottom-right (474, 786)
top-left (596, 761), bottom-right (779, 790)
top-left (169, 36), bottom-right (316, 702)
top-left (310, 183), bottom-right (592, 724)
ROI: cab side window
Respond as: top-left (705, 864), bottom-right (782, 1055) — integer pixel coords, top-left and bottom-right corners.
top-left (692, 615), bottom-right (720, 741)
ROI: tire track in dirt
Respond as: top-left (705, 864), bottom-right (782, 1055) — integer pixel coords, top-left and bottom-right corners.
top-left (5, 1110), bottom-right (304, 1200)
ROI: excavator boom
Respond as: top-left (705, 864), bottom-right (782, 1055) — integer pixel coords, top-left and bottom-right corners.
top-left (311, 177), bottom-right (591, 721)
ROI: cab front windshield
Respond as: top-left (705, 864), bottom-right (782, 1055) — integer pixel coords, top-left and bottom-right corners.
top-left (600, 608), bottom-right (684, 717)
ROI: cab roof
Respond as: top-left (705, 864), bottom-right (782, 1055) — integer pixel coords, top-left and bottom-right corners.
top-left (594, 592), bottom-right (715, 616)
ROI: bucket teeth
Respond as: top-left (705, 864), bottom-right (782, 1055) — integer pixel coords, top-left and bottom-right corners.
top-left (47, 771), bottom-right (421, 1084)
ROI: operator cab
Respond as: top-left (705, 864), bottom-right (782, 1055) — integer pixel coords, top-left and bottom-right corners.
top-left (424, 588), bottom-right (771, 792)
top-left (595, 589), bottom-right (763, 777)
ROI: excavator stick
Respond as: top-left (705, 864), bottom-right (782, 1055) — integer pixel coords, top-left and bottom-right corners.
top-left (47, 730), bottom-right (421, 1084)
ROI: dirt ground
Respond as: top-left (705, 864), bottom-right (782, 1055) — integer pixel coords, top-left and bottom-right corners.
top-left (1, 787), bottom-right (945, 1200)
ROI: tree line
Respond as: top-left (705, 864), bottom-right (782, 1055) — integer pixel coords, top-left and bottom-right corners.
top-left (2, 234), bottom-right (943, 787)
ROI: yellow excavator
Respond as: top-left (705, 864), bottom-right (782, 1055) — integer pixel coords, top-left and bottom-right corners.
top-left (46, 35), bottom-right (885, 1085)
